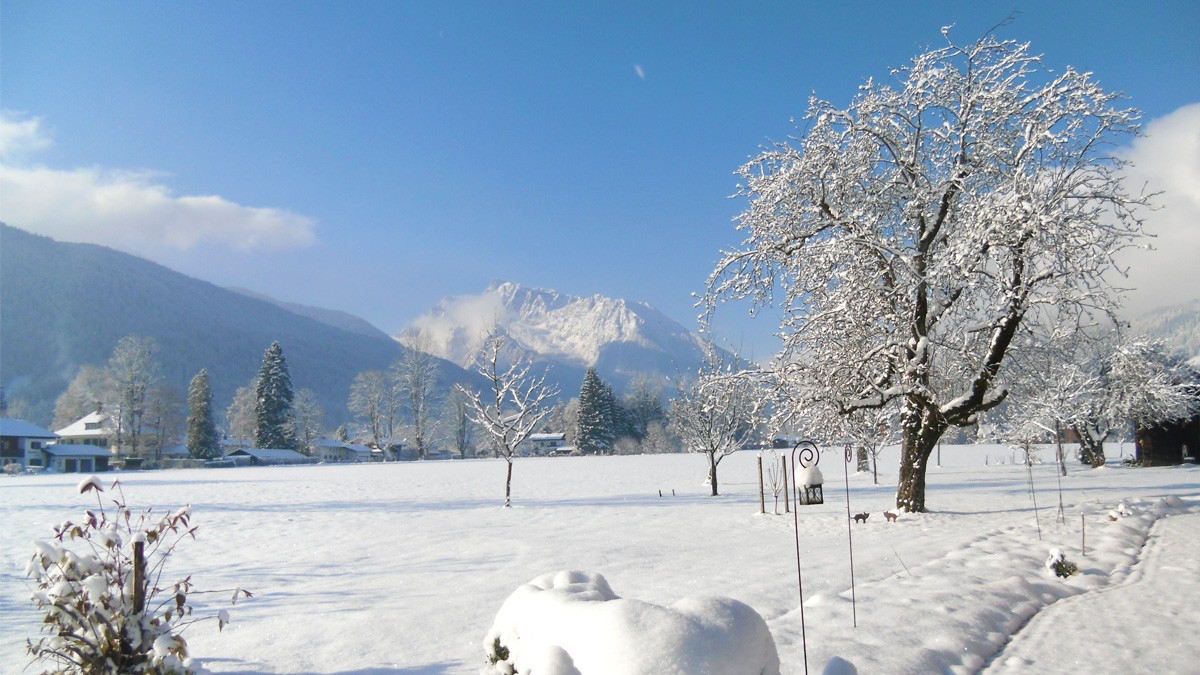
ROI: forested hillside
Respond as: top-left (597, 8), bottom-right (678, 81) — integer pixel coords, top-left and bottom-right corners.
top-left (0, 224), bottom-right (469, 427)
top-left (1132, 299), bottom-right (1200, 361)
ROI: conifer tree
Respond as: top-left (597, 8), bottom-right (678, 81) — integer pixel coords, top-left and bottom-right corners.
top-left (186, 369), bottom-right (220, 459)
top-left (254, 341), bottom-right (298, 449)
top-left (576, 368), bottom-right (616, 454)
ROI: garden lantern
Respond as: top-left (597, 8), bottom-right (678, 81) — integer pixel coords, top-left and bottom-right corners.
top-left (797, 464), bottom-right (824, 505)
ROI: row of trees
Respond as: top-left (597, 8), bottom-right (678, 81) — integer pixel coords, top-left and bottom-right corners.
top-left (53, 338), bottom-right (310, 462)
top-left (344, 330), bottom-right (446, 459)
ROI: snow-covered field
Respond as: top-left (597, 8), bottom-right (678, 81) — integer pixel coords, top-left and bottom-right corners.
top-left (2, 445), bottom-right (1198, 674)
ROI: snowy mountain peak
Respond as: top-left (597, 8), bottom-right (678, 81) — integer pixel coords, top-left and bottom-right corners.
top-left (402, 281), bottom-right (709, 390)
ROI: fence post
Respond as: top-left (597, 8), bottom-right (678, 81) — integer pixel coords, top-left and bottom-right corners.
top-left (758, 455), bottom-right (766, 514)
top-left (132, 540), bottom-right (146, 615)
top-left (782, 456), bottom-right (790, 513)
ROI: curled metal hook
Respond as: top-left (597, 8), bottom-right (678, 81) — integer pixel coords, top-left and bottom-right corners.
top-left (789, 439), bottom-right (820, 675)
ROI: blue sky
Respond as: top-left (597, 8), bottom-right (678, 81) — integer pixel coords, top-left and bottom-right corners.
top-left (2, 1), bottom-right (1197, 359)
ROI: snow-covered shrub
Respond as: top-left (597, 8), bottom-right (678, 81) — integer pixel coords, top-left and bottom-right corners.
top-left (5, 461), bottom-right (24, 475)
top-left (25, 476), bottom-right (250, 674)
top-left (1045, 548), bottom-right (1079, 578)
top-left (482, 570), bottom-right (780, 675)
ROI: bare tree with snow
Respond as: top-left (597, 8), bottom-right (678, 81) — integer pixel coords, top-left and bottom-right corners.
top-left (107, 335), bottom-right (163, 458)
top-left (445, 387), bottom-right (475, 459)
top-left (393, 329), bottom-right (441, 460)
top-left (225, 378), bottom-right (257, 445)
top-left (292, 388), bottom-right (325, 455)
top-left (705, 31), bottom-right (1149, 512)
top-left (1073, 335), bottom-right (1198, 465)
top-left (348, 370), bottom-right (392, 453)
top-left (456, 331), bottom-right (558, 507)
top-left (670, 348), bottom-right (765, 496)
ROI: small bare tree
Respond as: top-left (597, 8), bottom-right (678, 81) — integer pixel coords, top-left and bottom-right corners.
top-left (445, 387), bottom-right (475, 459)
top-left (670, 348), bottom-right (765, 497)
top-left (456, 332), bottom-right (558, 507)
top-left (763, 449), bottom-right (785, 514)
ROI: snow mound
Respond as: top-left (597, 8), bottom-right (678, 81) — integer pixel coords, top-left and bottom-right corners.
top-left (482, 570), bottom-right (780, 675)
top-left (797, 465), bottom-right (823, 486)
top-left (822, 656), bottom-right (859, 675)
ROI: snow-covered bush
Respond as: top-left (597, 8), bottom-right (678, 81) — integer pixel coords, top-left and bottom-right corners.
top-left (25, 476), bottom-right (250, 674)
top-left (1045, 548), bottom-right (1079, 578)
top-left (482, 570), bottom-right (780, 675)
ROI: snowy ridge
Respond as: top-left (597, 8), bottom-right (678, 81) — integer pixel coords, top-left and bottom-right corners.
top-left (1131, 298), bottom-right (1200, 361)
top-left (403, 280), bottom-right (712, 390)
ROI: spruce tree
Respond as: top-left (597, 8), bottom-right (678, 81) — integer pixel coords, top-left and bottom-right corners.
top-left (186, 369), bottom-right (221, 459)
top-left (254, 341), bottom-right (298, 449)
top-left (576, 368), bottom-right (616, 454)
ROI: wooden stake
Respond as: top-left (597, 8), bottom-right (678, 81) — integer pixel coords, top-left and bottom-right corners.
top-left (782, 456), bottom-right (790, 513)
top-left (132, 541), bottom-right (146, 615)
top-left (758, 456), bottom-right (765, 514)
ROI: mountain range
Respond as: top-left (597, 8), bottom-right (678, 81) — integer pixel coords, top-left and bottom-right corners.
top-left (404, 280), bottom-right (717, 396)
top-left (0, 226), bottom-right (718, 429)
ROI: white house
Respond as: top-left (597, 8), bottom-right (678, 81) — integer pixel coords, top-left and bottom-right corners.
top-left (1, 418), bottom-right (59, 471)
top-left (42, 444), bottom-right (113, 473)
top-left (525, 433), bottom-right (570, 456)
top-left (54, 410), bottom-right (118, 450)
top-left (310, 438), bottom-right (372, 463)
top-left (225, 448), bottom-right (314, 466)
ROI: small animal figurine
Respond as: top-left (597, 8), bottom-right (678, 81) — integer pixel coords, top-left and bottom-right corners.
top-left (884, 511), bottom-right (898, 522)
top-left (853, 512), bottom-right (870, 523)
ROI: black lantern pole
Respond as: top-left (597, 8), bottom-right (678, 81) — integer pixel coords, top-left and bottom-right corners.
top-left (790, 440), bottom-right (819, 675)
top-left (843, 441), bottom-right (858, 628)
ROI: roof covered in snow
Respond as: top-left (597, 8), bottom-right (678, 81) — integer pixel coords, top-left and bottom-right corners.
top-left (54, 411), bottom-right (116, 438)
top-left (227, 448), bottom-right (310, 461)
top-left (0, 418), bottom-right (58, 439)
top-left (529, 433), bottom-right (566, 442)
top-left (43, 443), bottom-right (112, 457)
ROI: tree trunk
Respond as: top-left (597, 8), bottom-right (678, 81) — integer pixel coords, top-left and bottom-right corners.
top-left (1074, 424), bottom-right (1106, 467)
top-left (709, 453), bottom-right (719, 496)
top-left (895, 400), bottom-right (946, 513)
top-left (504, 458), bottom-right (513, 507)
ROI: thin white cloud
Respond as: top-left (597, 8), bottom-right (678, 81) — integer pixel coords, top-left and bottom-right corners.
top-left (634, 64), bottom-right (646, 80)
top-left (0, 111), bottom-right (316, 253)
top-left (0, 110), bottom-right (51, 160)
top-left (1118, 103), bottom-right (1200, 312)
top-left (409, 291), bottom-right (509, 363)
